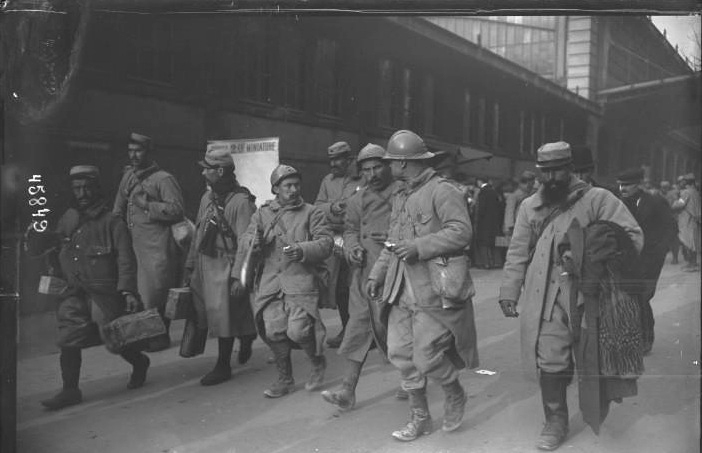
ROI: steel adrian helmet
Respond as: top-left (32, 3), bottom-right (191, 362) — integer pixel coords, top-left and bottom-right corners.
top-left (270, 164), bottom-right (301, 188)
top-left (384, 130), bottom-right (435, 160)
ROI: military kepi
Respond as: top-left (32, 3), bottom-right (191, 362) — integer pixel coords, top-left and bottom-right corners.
top-left (536, 141), bottom-right (572, 169)
top-left (129, 132), bottom-right (152, 150)
top-left (199, 145), bottom-right (235, 168)
top-left (328, 141), bottom-right (351, 158)
top-left (69, 165), bottom-right (100, 179)
top-left (616, 168), bottom-right (644, 185)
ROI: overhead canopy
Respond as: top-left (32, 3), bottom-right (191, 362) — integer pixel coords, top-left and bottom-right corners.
top-left (427, 139), bottom-right (493, 170)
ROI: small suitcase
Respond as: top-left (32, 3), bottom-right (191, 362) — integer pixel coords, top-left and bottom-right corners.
top-left (102, 308), bottom-right (166, 353)
top-left (179, 317), bottom-right (208, 358)
top-left (165, 287), bottom-right (193, 320)
top-left (38, 275), bottom-right (68, 295)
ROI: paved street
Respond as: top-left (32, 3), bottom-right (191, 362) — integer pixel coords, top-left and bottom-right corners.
top-left (16, 260), bottom-right (701, 453)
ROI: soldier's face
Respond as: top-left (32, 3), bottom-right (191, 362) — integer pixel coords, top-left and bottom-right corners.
top-left (274, 176), bottom-right (302, 204)
top-left (618, 182), bottom-right (641, 199)
top-left (71, 178), bottom-right (99, 209)
top-left (202, 166), bottom-right (223, 186)
top-left (128, 145), bottom-right (149, 169)
top-left (330, 156), bottom-right (351, 177)
top-left (389, 160), bottom-right (406, 180)
top-left (360, 159), bottom-right (391, 191)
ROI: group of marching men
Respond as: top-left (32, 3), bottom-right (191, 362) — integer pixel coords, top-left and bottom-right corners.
top-left (31, 128), bottom-right (700, 451)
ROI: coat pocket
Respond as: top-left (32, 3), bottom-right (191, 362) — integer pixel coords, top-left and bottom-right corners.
top-left (428, 255), bottom-right (475, 308)
top-left (86, 245), bottom-right (118, 281)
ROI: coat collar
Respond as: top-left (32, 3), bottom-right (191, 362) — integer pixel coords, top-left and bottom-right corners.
top-left (403, 167), bottom-right (436, 195)
top-left (268, 197), bottom-right (306, 212)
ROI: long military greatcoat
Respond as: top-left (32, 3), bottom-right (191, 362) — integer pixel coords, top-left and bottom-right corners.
top-left (674, 185), bottom-right (701, 253)
top-left (340, 181), bottom-right (398, 360)
top-left (113, 162), bottom-right (184, 312)
top-left (314, 173), bottom-right (363, 308)
top-left (499, 175), bottom-right (643, 378)
top-left (233, 198), bottom-right (333, 354)
top-left (369, 168), bottom-right (479, 370)
top-left (186, 188), bottom-right (257, 338)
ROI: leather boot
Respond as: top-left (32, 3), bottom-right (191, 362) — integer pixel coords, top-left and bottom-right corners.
top-left (391, 387), bottom-right (433, 441)
top-left (301, 339), bottom-right (326, 391)
top-left (264, 341), bottom-right (295, 398)
top-left (122, 349), bottom-right (150, 390)
top-left (326, 328), bottom-right (345, 349)
top-left (41, 388), bottom-right (83, 411)
top-left (536, 371), bottom-right (570, 451)
top-left (441, 379), bottom-right (467, 432)
top-left (321, 359), bottom-right (362, 410)
top-left (395, 387), bottom-right (409, 400)
top-left (238, 334), bottom-right (256, 365)
top-left (201, 337), bottom-right (234, 386)
top-left (42, 348), bottom-right (83, 411)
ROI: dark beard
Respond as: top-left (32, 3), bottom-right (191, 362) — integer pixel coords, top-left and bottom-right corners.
top-left (542, 180), bottom-right (569, 205)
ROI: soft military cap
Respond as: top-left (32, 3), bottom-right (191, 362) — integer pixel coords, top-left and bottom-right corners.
top-left (684, 173), bottom-right (696, 182)
top-left (536, 141), bottom-right (572, 169)
top-left (69, 165), bottom-right (100, 179)
top-left (199, 146), bottom-right (235, 168)
top-left (357, 143), bottom-right (386, 164)
top-left (328, 141), bottom-right (352, 159)
top-left (616, 167), bottom-right (644, 185)
top-left (660, 181), bottom-right (671, 189)
top-left (129, 132), bottom-right (152, 150)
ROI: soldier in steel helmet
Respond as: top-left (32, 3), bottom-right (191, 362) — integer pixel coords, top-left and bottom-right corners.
top-left (321, 143), bottom-right (401, 410)
top-left (233, 165), bottom-right (333, 398)
top-left (366, 130), bottom-right (479, 441)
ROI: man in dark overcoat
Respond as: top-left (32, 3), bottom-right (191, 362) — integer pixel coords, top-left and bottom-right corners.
top-left (617, 167), bottom-right (677, 355)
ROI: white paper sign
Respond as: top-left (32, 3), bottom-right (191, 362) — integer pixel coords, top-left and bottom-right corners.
top-left (206, 137), bottom-right (280, 207)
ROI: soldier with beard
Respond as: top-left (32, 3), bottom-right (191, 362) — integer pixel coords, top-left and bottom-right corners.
top-left (321, 144), bottom-right (400, 410)
top-left (499, 142), bottom-right (642, 451)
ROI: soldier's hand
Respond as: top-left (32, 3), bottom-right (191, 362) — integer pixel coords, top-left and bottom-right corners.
top-left (366, 279), bottom-right (380, 299)
top-left (124, 293), bottom-right (143, 313)
top-left (132, 190), bottom-right (149, 210)
top-left (331, 201), bottom-right (346, 216)
top-left (283, 243), bottom-right (303, 261)
top-left (347, 246), bottom-right (365, 266)
top-left (369, 231), bottom-right (388, 244)
top-left (498, 299), bottom-right (519, 318)
top-left (230, 279), bottom-right (247, 298)
top-left (393, 240), bottom-right (419, 264)
top-left (182, 268), bottom-right (193, 287)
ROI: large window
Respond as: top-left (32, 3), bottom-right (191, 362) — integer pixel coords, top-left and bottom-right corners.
top-left (315, 38), bottom-right (341, 117)
top-left (279, 26), bottom-right (307, 110)
top-left (377, 58), bottom-right (438, 134)
top-left (126, 19), bottom-right (174, 85)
